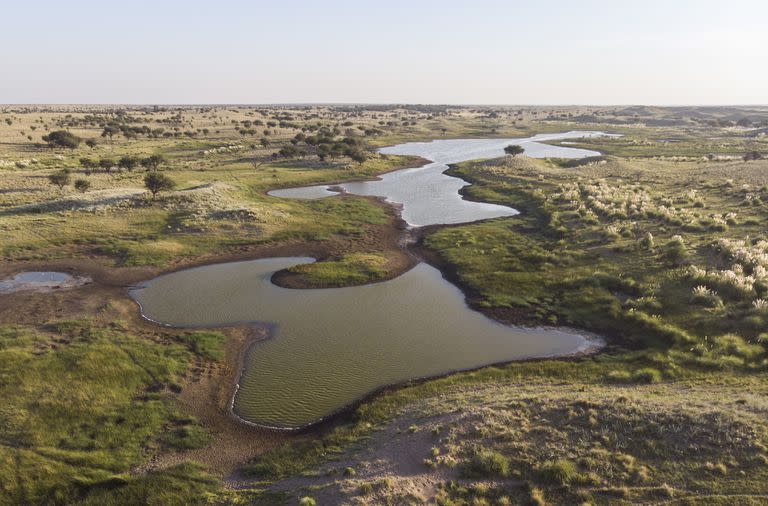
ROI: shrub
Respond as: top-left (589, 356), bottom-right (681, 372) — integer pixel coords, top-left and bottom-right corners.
top-left (538, 459), bottom-right (578, 485)
top-left (47, 169), bottom-right (71, 189)
top-left (74, 179), bottom-right (91, 193)
top-left (663, 235), bottom-right (688, 265)
top-left (42, 130), bottom-right (81, 149)
top-left (690, 285), bottom-right (721, 307)
top-left (529, 486), bottom-right (546, 506)
top-left (605, 370), bottom-right (632, 383)
top-left (640, 232), bottom-right (654, 250)
top-left (462, 448), bottom-right (510, 478)
top-left (631, 367), bottom-right (662, 383)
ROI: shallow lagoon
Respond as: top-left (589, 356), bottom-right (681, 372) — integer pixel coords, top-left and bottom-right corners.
top-left (131, 258), bottom-right (593, 428)
top-left (269, 131), bottom-right (610, 226)
top-left (133, 132), bottom-right (611, 428)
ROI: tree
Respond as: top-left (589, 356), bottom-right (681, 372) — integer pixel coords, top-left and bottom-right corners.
top-left (74, 179), bottom-right (91, 193)
top-left (346, 148), bottom-right (367, 164)
top-left (141, 154), bottom-right (166, 171)
top-left (278, 145), bottom-right (299, 158)
top-left (144, 172), bottom-right (175, 199)
top-left (42, 130), bottom-right (81, 149)
top-left (80, 157), bottom-right (98, 169)
top-left (99, 158), bottom-right (115, 172)
top-left (101, 125), bottom-right (120, 142)
top-left (504, 144), bottom-right (525, 157)
top-left (48, 169), bottom-right (71, 189)
top-left (85, 139), bottom-right (98, 149)
top-left (118, 155), bottom-right (140, 171)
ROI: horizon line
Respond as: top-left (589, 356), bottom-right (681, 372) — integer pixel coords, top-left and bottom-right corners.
top-left (2, 102), bottom-right (767, 108)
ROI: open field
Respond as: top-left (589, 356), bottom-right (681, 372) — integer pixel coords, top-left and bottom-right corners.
top-left (1, 105), bottom-right (768, 504)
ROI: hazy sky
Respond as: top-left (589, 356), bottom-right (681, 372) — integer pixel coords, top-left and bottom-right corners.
top-left (2, 0), bottom-right (766, 105)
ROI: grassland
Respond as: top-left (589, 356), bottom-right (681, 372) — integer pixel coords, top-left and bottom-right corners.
top-left (1, 104), bottom-right (768, 504)
top-left (0, 322), bottom-right (222, 505)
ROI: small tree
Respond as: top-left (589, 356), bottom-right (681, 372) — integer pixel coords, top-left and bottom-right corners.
top-left (85, 139), bottom-right (98, 149)
top-left (48, 169), bottom-right (71, 189)
top-left (42, 130), bottom-right (81, 149)
top-left (74, 179), bottom-right (91, 193)
top-left (99, 158), bottom-right (115, 173)
top-left (346, 148), bottom-right (367, 164)
top-left (504, 144), bottom-right (525, 157)
top-left (141, 154), bottom-right (166, 171)
top-left (101, 125), bottom-right (120, 143)
top-left (118, 155), bottom-right (140, 171)
top-left (144, 172), bottom-right (175, 199)
top-left (80, 157), bottom-right (98, 169)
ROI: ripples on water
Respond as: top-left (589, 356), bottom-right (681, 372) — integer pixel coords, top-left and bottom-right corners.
top-left (131, 259), bottom-right (593, 428)
top-left (132, 132), bottom-right (612, 428)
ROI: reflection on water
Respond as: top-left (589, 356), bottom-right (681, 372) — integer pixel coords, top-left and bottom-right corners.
top-left (269, 131), bottom-right (613, 226)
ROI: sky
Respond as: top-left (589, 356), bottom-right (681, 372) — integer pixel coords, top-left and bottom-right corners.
top-left (1, 0), bottom-right (766, 105)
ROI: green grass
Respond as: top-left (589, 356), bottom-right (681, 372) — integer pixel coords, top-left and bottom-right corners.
top-left (286, 253), bottom-right (389, 287)
top-left (462, 448), bottom-right (510, 478)
top-left (0, 322), bottom-right (217, 504)
top-left (241, 137), bottom-right (768, 504)
top-left (78, 462), bottom-right (219, 506)
top-left (4, 106), bottom-right (768, 504)
top-left (177, 331), bottom-right (226, 361)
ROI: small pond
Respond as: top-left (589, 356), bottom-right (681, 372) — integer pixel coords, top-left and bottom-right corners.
top-left (130, 258), bottom-right (595, 428)
top-left (132, 132), bottom-right (613, 428)
top-left (0, 271), bottom-right (89, 294)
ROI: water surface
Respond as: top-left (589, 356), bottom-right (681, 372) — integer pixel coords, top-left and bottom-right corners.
top-left (0, 271), bottom-right (87, 294)
top-left (133, 132), bottom-right (611, 428)
top-left (131, 258), bottom-right (592, 428)
top-left (269, 131), bottom-right (612, 226)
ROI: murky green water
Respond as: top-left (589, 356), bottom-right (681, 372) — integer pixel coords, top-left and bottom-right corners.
top-left (131, 258), bottom-right (593, 428)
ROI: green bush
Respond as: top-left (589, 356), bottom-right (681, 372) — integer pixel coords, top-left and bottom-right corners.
top-left (538, 459), bottom-right (578, 485)
top-left (631, 367), bottom-right (662, 383)
top-left (462, 448), bottom-right (510, 478)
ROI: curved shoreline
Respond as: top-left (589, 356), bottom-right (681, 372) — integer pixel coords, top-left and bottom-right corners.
top-left (225, 324), bottom-right (604, 432)
top-left (0, 135), bottom-right (610, 458)
top-left (262, 155), bottom-right (432, 197)
top-left (129, 137), bottom-right (610, 431)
